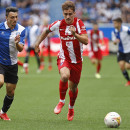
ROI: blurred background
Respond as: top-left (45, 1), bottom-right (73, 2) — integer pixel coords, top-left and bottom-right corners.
top-left (0, 1), bottom-right (130, 129)
top-left (0, 0), bottom-right (129, 54)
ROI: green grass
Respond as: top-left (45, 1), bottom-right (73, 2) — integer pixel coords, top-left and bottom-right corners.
top-left (0, 55), bottom-right (130, 130)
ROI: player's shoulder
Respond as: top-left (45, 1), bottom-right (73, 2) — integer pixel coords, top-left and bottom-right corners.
top-left (51, 20), bottom-right (61, 26)
top-left (33, 24), bottom-right (39, 28)
top-left (0, 22), bottom-right (5, 29)
top-left (99, 30), bottom-right (103, 34)
top-left (76, 18), bottom-right (84, 23)
top-left (17, 23), bottom-right (25, 31)
top-left (87, 29), bottom-right (92, 33)
top-left (122, 25), bottom-right (129, 32)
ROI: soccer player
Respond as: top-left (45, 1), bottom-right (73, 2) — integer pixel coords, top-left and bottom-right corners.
top-left (0, 7), bottom-right (25, 120)
top-left (87, 22), bottom-right (104, 79)
top-left (39, 18), bottom-right (52, 71)
top-left (23, 17), bottom-right (41, 74)
top-left (112, 16), bottom-right (130, 86)
top-left (35, 1), bottom-right (88, 121)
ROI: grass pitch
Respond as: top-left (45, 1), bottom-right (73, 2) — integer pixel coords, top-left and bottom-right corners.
top-left (0, 55), bottom-right (130, 130)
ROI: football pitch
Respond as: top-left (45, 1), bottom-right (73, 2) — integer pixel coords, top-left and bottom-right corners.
top-left (0, 55), bottom-right (130, 130)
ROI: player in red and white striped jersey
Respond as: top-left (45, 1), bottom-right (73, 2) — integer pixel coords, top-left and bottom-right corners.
top-left (35, 1), bottom-right (88, 121)
top-left (87, 22), bottom-right (104, 79)
top-left (39, 18), bottom-right (52, 71)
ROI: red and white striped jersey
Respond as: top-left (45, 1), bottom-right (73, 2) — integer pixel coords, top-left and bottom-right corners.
top-left (49, 17), bottom-right (87, 63)
top-left (87, 30), bottom-right (104, 52)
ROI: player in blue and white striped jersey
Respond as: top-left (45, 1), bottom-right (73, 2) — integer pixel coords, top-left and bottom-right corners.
top-left (0, 7), bottom-right (25, 120)
top-left (23, 17), bottom-right (41, 74)
top-left (112, 16), bottom-right (130, 86)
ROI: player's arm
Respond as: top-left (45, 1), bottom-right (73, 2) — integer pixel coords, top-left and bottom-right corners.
top-left (69, 25), bottom-right (88, 45)
top-left (35, 28), bottom-right (51, 53)
top-left (111, 31), bottom-right (120, 45)
top-left (113, 37), bottom-right (120, 45)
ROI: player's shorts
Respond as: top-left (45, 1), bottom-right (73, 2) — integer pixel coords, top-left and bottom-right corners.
top-left (26, 47), bottom-right (35, 53)
top-left (57, 58), bottom-right (82, 84)
top-left (117, 51), bottom-right (130, 63)
top-left (88, 50), bottom-right (102, 60)
top-left (0, 63), bottom-right (18, 84)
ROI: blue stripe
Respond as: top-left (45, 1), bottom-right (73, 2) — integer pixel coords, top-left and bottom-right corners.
top-left (0, 23), bottom-right (11, 65)
top-left (128, 28), bottom-right (130, 35)
top-left (26, 27), bottom-right (31, 47)
top-left (114, 30), bottom-right (124, 53)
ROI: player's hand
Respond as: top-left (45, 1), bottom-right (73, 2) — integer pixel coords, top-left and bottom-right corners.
top-left (69, 25), bottom-right (76, 36)
top-left (35, 44), bottom-right (40, 54)
top-left (114, 39), bottom-right (120, 44)
top-left (15, 35), bottom-right (20, 44)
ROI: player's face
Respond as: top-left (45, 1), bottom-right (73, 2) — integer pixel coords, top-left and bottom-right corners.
top-left (28, 18), bottom-right (33, 26)
top-left (93, 24), bottom-right (98, 31)
top-left (6, 12), bottom-right (18, 29)
top-left (63, 8), bottom-right (75, 24)
top-left (113, 21), bottom-right (120, 29)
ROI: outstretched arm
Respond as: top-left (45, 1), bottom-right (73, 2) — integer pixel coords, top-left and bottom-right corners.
top-left (69, 25), bottom-right (88, 45)
top-left (35, 28), bottom-right (51, 53)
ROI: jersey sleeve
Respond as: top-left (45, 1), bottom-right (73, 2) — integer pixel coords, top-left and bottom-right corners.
top-left (111, 31), bottom-right (116, 41)
top-left (99, 31), bottom-right (104, 40)
top-left (77, 19), bottom-right (87, 35)
top-left (35, 25), bottom-right (40, 36)
top-left (49, 20), bottom-right (61, 32)
top-left (20, 29), bottom-right (26, 45)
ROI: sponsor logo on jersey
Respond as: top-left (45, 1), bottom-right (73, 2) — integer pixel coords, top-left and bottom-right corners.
top-left (1, 31), bottom-right (4, 35)
top-left (60, 36), bottom-right (76, 40)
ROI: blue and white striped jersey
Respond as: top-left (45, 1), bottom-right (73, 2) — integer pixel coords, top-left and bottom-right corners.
top-left (0, 21), bottom-right (25, 65)
top-left (112, 25), bottom-right (130, 53)
top-left (25, 25), bottom-right (39, 48)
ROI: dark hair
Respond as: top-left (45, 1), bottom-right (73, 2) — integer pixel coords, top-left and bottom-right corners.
top-left (92, 21), bottom-right (98, 25)
top-left (113, 18), bottom-right (122, 23)
top-left (62, 1), bottom-right (75, 12)
top-left (6, 7), bottom-right (18, 16)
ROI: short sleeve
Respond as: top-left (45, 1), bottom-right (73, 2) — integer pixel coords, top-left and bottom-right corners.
top-left (77, 19), bottom-right (87, 35)
top-left (20, 29), bottom-right (26, 45)
top-left (49, 20), bottom-right (61, 32)
top-left (99, 31), bottom-right (104, 40)
top-left (111, 31), bottom-right (116, 41)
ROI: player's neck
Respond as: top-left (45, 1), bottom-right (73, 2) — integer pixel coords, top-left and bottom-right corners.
top-left (65, 19), bottom-right (74, 25)
top-left (7, 23), bottom-right (15, 30)
top-left (94, 30), bottom-right (98, 33)
top-left (117, 24), bottom-right (121, 31)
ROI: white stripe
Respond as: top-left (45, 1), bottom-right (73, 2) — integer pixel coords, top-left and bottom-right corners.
top-left (9, 24), bottom-right (25, 65)
top-left (50, 21), bottom-right (61, 32)
top-left (66, 41), bottom-right (77, 63)
top-left (76, 19), bottom-right (81, 34)
top-left (59, 41), bottom-right (65, 59)
top-left (77, 19), bottom-right (83, 61)
top-left (99, 31), bottom-right (104, 39)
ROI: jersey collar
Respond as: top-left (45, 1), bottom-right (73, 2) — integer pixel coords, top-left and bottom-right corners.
top-left (4, 21), bottom-right (10, 29)
top-left (4, 21), bottom-right (18, 31)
